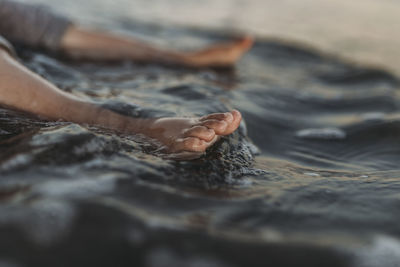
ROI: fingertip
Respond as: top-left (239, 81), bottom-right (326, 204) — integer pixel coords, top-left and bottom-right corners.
top-left (220, 120), bottom-right (229, 129)
top-left (231, 110), bottom-right (242, 121)
top-left (223, 112), bottom-right (234, 123)
top-left (207, 128), bottom-right (216, 136)
top-left (194, 140), bottom-right (209, 152)
top-left (202, 119), bottom-right (228, 134)
top-left (215, 120), bottom-right (228, 135)
top-left (196, 139), bottom-right (206, 147)
top-left (240, 36), bottom-right (254, 50)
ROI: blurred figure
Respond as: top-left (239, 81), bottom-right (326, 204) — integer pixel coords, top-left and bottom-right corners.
top-left (0, 0), bottom-right (253, 158)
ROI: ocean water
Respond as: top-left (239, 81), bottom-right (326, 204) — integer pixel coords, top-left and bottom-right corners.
top-left (1, 1), bottom-right (400, 266)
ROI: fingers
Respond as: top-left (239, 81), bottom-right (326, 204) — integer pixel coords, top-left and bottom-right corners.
top-left (166, 135), bottom-right (218, 160)
top-left (200, 112), bottom-right (233, 123)
top-left (223, 110), bottom-right (242, 135)
top-left (201, 119), bottom-right (228, 135)
top-left (174, 135), bottom-right (220, 153)
top-left (160, 110), bottom-right (242, 156)
top-left (238, 36), bottom-right (254, 51)
top-left (184, 126), bottom-right (215, 142)
top-left (175, 137), bottom-right (209, 152)
top-left (199, 110), bottom-right (242, 135)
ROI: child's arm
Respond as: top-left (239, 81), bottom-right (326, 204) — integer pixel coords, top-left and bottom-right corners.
top-left (0, 0), bottom-right (253, 67)
top-left (60, 26), bottom-right (253, 67)
top-left (0, 48), bottom-right (242, 157)
top-left (0, 48), bottom-right (131, 130)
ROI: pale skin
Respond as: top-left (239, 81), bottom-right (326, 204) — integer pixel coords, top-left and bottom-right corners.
top-left (0, 25), bottom-right (253, 158)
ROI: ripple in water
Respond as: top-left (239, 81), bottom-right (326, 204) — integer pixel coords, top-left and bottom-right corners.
top-left (296, 128), bottom-right (347, 140)
top-left (1, 12), bottom-right (400, 267)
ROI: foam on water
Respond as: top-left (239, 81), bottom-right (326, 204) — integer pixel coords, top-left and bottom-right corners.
top-left (296, 128), bottom-right (347, 140)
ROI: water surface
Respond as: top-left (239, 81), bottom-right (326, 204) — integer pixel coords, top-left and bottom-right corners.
top-left (1, 1), bottom-right (400, 266)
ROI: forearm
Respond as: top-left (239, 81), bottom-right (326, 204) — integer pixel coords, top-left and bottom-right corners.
top-left (0, 49), bottom-right (142, 132)
top-left (60, 26), bottom-right (187, 64)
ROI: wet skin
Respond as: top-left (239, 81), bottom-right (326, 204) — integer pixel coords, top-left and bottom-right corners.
top-left (136, 110), bottom-right (242, 155)
top-left (183, 36), bottom-right (254, 67)
top-left (1, 25), bottom-right (253, 159)
top-left (61, 26), bottom-right (254, 68)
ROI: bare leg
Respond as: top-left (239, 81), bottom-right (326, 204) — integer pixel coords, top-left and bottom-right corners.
top-left (0, 49), bottom-right (241, 159)
top-left (60, 26), bottom-right (254, 67)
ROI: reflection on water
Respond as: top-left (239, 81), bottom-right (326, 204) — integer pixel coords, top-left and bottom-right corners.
top-left (1, 1), bottom-right (400, 267)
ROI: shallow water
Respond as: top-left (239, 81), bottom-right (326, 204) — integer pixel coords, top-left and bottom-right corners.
top-left (1, 1), bottom-right (400, 267)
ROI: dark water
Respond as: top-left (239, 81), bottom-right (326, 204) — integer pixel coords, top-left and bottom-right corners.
top-left (2, 14), bottom-right (400, 267)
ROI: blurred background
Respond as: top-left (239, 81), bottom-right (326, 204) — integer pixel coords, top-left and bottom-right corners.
top-left (3, 1), bottom-right (400, 267)
top-left (22, 0), bottom-right (400, 75)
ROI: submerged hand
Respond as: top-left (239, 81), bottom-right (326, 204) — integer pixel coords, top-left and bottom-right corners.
top-left (133, 110), bottom-right (242, 158)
